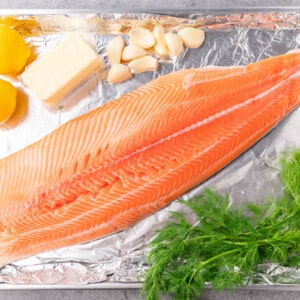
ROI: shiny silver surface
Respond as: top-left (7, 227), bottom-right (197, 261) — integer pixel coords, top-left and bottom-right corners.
top-left (0, 1), bottom-right (300, 299)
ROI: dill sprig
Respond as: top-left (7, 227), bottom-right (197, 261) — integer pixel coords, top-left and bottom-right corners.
top-left (140, 149), bottom-right (300, 300)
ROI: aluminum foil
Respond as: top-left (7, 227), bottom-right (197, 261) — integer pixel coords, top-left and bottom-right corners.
top-left (0, 11), bottom-right (300, 286)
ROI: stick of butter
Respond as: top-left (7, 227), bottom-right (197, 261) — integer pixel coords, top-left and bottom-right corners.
top-left (21, 32), bottom-right (103, 107)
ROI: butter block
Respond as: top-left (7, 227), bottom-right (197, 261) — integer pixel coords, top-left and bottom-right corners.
top-left (21, 32), bottom-right (103, 106)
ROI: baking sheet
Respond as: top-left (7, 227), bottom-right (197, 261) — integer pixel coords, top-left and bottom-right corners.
top-left (0, 11), bottom-right (299, 287)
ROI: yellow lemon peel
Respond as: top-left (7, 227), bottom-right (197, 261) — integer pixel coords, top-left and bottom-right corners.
top-left (0, 24), bottom-right (31, 74)
top-left (0, 79), bottom-right (17, 124)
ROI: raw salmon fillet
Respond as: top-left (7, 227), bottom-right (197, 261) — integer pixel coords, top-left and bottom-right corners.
top-left (0, 52), bottom-right (300, 267)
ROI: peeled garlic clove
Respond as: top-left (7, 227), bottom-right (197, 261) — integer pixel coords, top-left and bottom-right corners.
top-left (106, 36), bottom-right (125, 65)
top-left (178, 27), bottom-right (205, 48)
top-left (128, 27), bottom-right (155, 49)
top-left (107, 64), bottom-right (132, 84)
top-left (165, 32), bottom-right (184, 58)
top-left (121, 44), bottom-right (147, 61)
top-left (153, 25), bottom-right (168, 56)
top-left (128, 56), bottom-right (158, 74)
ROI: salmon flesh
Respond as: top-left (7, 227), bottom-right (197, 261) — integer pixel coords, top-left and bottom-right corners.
top-left (0, 52), bottom-right (300, 267)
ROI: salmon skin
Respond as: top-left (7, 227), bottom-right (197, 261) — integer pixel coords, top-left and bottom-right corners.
top-left (0, 52), bottom-right (300, 267)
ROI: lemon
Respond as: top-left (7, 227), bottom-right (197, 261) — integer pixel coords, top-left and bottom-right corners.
top-left (0, 79), bottom-right (17, 124)
top-left (0, 24), bottom-right (30, 74)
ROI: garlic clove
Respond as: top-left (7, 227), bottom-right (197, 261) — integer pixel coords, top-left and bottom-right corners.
top-left (128, 56), bottom-right (158, 74)
top-left (153, 25), bottom-right (168, 56)
top-left (178, 27), bottom-right (205, 48)
top-left (107, 64), bottom-right (132, 83)
top-left (106, 36), bottom-right (125, 65)
top-left (121, 44), bottom-right (147, 61)
top-left (165, 32), bottom-right (184, 58)
top-left (128, 27), bottom-right (155, 49)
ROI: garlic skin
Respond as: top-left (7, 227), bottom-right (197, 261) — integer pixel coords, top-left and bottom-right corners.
top-left (106, 36), bottom-right (125, 65)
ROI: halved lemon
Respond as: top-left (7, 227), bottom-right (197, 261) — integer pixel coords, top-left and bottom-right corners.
top-left (0, 79), bottom-right (17, 124)
top-left (0, 24), bottom-right (30, 74)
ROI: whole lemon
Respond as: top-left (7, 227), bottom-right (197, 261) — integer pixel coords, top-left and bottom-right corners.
top-left (0, 24), bottom-right (30, 74)
top-left (0, 79), bottom-right (17, 124)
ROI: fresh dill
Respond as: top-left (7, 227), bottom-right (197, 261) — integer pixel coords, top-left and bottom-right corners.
top-left (140, 148), bottom-right (300, 300)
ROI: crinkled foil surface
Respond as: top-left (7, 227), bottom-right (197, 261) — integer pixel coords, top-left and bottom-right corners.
top-left (0, 11), bottom-right (300, 286)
